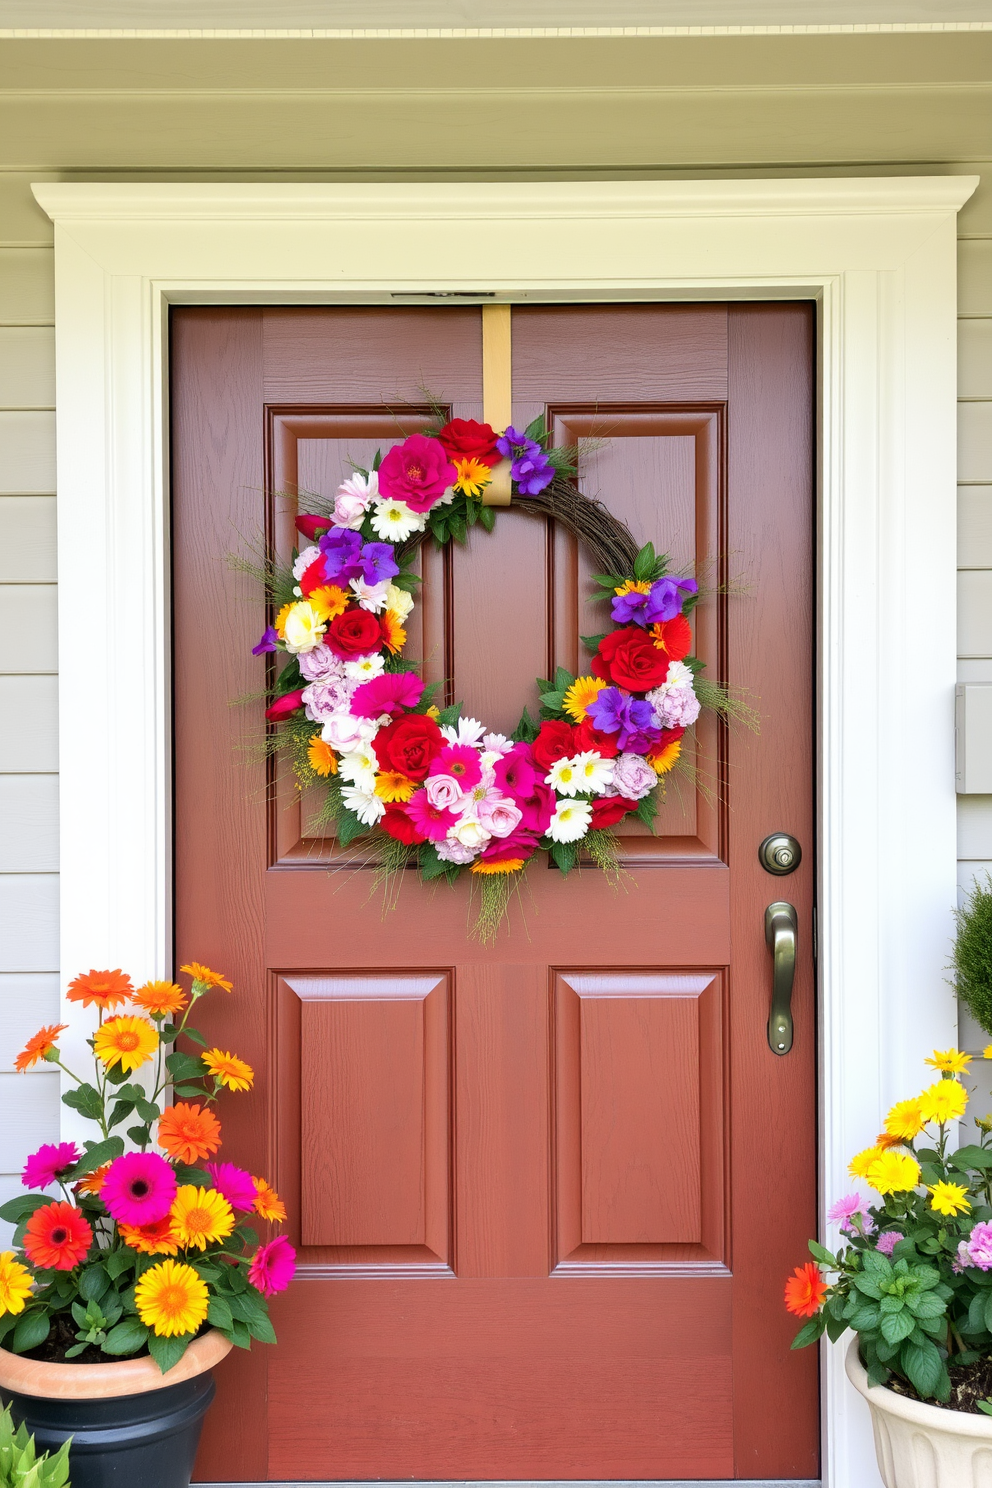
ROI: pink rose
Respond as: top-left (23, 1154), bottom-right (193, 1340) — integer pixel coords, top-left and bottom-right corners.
top-left (320, 709), bottom-right (376, 753)
top-left (517, 779), bottom-right (555, 835)
top-left (333, 472), bottom-right (378, 530)
top-left (476, 793), bottom-right (523, 839)
top-left (301, 679), bottom-right (351, 722)
top-left (377, 434), bottom-right (457, 515)
top-left (481, 826), bottom-right (541, 863)
top-left (612, 752), bottom-right (656, 801)
top-left (298, 643), bottom-right (344, 682)
top-left (424, 774), bottom-right (466, 811)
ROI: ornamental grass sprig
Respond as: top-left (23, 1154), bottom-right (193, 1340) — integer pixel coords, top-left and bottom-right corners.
top-left (787, 1050), bottom-right (992, 1406)
top-left (2, 963), bottom-right (295, 1374)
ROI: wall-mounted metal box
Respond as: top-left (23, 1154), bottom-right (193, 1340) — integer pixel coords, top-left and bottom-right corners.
top-left (956, 684), bottom-right (992, 793)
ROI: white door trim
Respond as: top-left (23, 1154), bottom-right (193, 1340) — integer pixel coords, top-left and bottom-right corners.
top-left (33, 175), bottom-right (976, 1488)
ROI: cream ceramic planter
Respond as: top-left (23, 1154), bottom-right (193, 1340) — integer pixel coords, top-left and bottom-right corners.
top-left (0, 1325), bottom-right (231, 1399)
top-left (846, 1337), bottom-right (992, 1487)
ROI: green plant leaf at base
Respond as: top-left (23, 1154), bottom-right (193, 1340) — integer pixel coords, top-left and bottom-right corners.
top-left (148, 1330), bottom-right (193, 1375)
top-left (11, 1310), bottom-right (50, 1354)
top-left (102, 1317), bottom-right (150, 1356)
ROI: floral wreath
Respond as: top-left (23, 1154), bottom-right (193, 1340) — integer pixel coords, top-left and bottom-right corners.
top-left (251, 411), bottom-right (729, 935)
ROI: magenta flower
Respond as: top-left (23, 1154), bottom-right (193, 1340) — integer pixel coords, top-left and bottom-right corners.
top-left (827, 1192), bottom-right (875, 1235)
top-left (406, 790), bottom-right (459, 842)
top-left (378, 434), bottom-right (457, 515)
top-left (22, 1141), bottom-right (80, 1190)
top-left (876, 1231), bottom-right (905, 1257)
top-left (102, 1151), bottom-right (177, 1226)
top-left (350, 672), bottom-right (425, 720)
top-left (431, 743), bottom-right (482, 790)
top-left (249, 1234), bottom-right (297, 1298)
top-left (205, 1162), bottom-right (257, 1212)
top-left (958, 1220), bottom-right (992, 1271)
top-left (494, 742), bottom-right (539, 802)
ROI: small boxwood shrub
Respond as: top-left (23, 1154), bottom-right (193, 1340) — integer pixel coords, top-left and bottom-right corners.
top-left (952, 873), bottom-right (992, 1035)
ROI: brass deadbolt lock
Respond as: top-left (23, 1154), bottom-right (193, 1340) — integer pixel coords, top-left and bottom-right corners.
top-left (758, 833), bottom-right (802, 876)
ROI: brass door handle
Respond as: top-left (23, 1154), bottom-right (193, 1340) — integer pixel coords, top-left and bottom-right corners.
top-left (766, 901), bottom-right (798, 1055)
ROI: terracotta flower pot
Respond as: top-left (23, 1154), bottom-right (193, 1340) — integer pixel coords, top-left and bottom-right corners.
top-left (846, 1336), bottom-right (992, 1487)
top-left (0, 1328), bottom-right (232, 1488)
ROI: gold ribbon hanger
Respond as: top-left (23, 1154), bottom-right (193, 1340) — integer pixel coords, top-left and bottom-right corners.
top-left (481, 304), bottom-right (513, 506)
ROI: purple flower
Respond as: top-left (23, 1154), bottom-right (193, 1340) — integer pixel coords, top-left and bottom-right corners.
top-left (876, 1230), bottom-right (905, 1257)
top-left (496, 426), bottom-right (554, 497)
top-left (251, 626), bottom-right (279, 656)
top-left (318, 526), bottom-right (364, 583)
top-left (22, 1141), bottom-right (80, 1190)
top-left (644, 575), bottom-right (698, 624)
top-left (959, 1220), bottom-right (992, 1271)
top-left (358, 542), bottom-right (399, 586)
top-left (611, 588), bottom-right (654, 626)
top-left (611, 751), bottom-right (657, 801)
top-left (298, 643), bottom-right (344, 682)
top-left (827, 1192), bottom-right (875, 1236)
top-left (587, 687), bottom-right (661, 751)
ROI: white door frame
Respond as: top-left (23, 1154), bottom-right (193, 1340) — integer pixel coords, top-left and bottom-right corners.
top-left (34, 176), bottom-right (976, 1488)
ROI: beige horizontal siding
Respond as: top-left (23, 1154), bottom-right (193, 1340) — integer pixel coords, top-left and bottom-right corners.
top-left (0, 974), bottom-right (61, 1073)
top-left (960, 238), bottom-right (992, 316)
top-left (958, 487), bottom-right (992, 567)
top-left (959, 318), bottom-right (992, 398)
top-left (0, 412), bottom-right (56, 493)
top-left (0, 327), bottom-right (55, 408)
top-left (0, 776), bottom-right (58, 873)
top-left (0, 875), bottom-right (59, 972)
top-left (0, 1072), bottom-right (59, 1171)
top-left (0, 497), bottom-right (56, 582)
top-left (0, 676), bottom-right (58, 771)
top-left (0, 585), bottom-right (58, 672)
top-left (960, 401), bottom-right (992, 483)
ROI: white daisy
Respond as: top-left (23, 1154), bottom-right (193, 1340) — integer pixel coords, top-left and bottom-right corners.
top-left (370, 498), bottom-right (427, 544)
top-left (337, 743), bottom-right (378, 793)
top-left (571, 750), bottom-right (615, 796)
top-left (340, 782), bottom-right (385, 827)
top-left (547, 755), bottom-right (582, 796)
top-left (349, 577), bottom-right (391, 612)
top-left (546, 798), bottom-right (593, 844)
top-left (343, 653), bottom-right (386, 683)
top-left (441, 716), bottom-right (486, 746)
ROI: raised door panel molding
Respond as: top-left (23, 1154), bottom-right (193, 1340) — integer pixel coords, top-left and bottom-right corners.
top-left (553, 969), bottom-right (727, 1274)
top-left (277, 972), bottom-right (452, 1274)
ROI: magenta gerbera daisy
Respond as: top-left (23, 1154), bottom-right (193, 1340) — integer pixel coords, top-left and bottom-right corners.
top-left (248, 1234), bottom-right (297, 1298)
top-left (431, 743), bottom-right (482, 789)
top-left (21, 1141), bottom-right (80, 1190)
top-left (406, 790), bottom-right (459, 842)
top-left (205, 1161), bottom-right (257, 1212)
top-left (101, 1151), bottom-right (177, 1226)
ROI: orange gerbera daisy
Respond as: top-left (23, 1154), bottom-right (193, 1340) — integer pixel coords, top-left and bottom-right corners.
top-left (647, 739), bottom-right (682, 776)
top-left (470, 859), bottom-right (525, 875)
top-left (253, 1177), bottom-right (287, 1222)
top-left (14, 1023), bottom-right (68, 1072)
top-left (157, 1102), bottom-right (222, 1165)
top-left (66, 969), bottom-right (133, 1011)
top-left (180, 963), bottom-right (233, 993)
top-left (307, 737), bottom-right (338, 777)
top-left (380, 610), bottom-right (407, 655)
top-left (23, 1201), bottom-right (92, 1271)
top-left (309, 585), bottom-right (350, 622)
top-left (784, 1262), bottom-right (828, 1318)
top-left (131, 980), bottom-right (187, 1017)
top-left (74, 1162), bottom-right (111, 1197)
top-left (118, 1215), bottom-right (180, 1256)
top-left (203, 1047), bottom-right (254, 1093)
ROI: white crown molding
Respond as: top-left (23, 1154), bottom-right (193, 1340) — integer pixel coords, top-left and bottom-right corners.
top-left (4, 22), bottom-right (992, 36)
top-left (33, 173), bottom-right (977, 1488)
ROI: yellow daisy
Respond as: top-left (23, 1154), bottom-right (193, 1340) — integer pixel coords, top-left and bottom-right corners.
top-left (613, 579), bottom-right (651, 597)
top-left (849, 1144), bottom-right (884, 1179)
top-left (93, 1015), bottom-right (158, 1074)
top-left (919, 1079), bottom-right (968, 1126)
top-left (309, 584), bottom-right (350, 622)
top-left (452, 457), bottom-right (492, 498)
top-left (307, 737), bottom-right (338, 777)
top-left (648, 739), bottom-right (682, 776)
top-left (928, 1180), bottom-right (971, 1217)
top-left (134, 1259), bottom-right (209, 1337)
top-left (884, 1097), bottom-right (926, 1142)
top-left (170, 1185), bottom-right (235, 1251)
top-left (180, 963), bottom-right (233, 993)
top-left (925, 1048), bottom-right (972, 1074)
top-left (865, 1150), bottom-right (921, 1195)
top-left (274, 602), bottom-right (293, 638)
top-left (374, 771), bottom-right (416, 803)
top-left (0, 1251), bottom-right (33, 1317)
top-left (984, 1044), bottom-right (992, 1061)
top-left (562, 676), bottom-right (606, 724)
top-left (202, 1047), bottom-right (254, 1093)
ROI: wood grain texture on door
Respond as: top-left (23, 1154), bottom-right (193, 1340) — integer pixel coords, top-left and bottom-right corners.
top-left (171, 302), bottom-right (816, 1482)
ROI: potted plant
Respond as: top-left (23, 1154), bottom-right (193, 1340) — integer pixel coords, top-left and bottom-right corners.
top-left (1, 1401), bottom-right (71, 1487)
top-left (0, 963), bottom-right (296, 1488)
top-left (787, 1045), bottom-right (992, 1487)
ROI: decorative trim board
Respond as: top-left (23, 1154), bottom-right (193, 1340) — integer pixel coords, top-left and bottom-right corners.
top-left (32, 175), bottom-right (977, 1488)
top-left (195, 1481), bottom-right (821, 1487)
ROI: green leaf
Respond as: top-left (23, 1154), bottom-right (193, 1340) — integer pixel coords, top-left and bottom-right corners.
top-left (107, 1099), bottom-right (137, 1129)
top-left (478, 504), bottom-right (496, 533)
top-left (548, 841), bottom-right (579, 875)
top-left (181, 1026), bottom-right (208, 1048)
top-left (510, 707), bottom-right (540, 744)
top-left (982, 1288), bottom-right (992, 1335)
top-left (900, 1338), bottom-right (947, 1401)
top-left (634, 790), bottom-right (658, 832)
top-left (0, 1193), bottom-right (50, 1225)
top-left (126, 1124), bottom-right (151, 1147)
top-left (522, 413), bottom-right (546, 441)
top-left (102, 1317), bottom-right (150, 1357)
top-left (909, 1292), bottom-right (946, 1321)
top-left (790, 1315), bottom-right (826, 1349)
top-left (78, 1265), bottom-right (109, 1303)
top-left (135, 1099), bottom-right (160, 1123)
top-left (227, 1317), bottom-right (252, 1349)
top-left (336, 806), bottom-right (367, 849)
top-left (579, 633), bottom-right (608, 653)
top-left (148, 1330), bottom-right (193, 1375)
top-left (247, 1311), bottom-right (277, 1345)
top-left (233, 1224), bottom-right (259, 1248)
top-left (853, 1272), bottom-right (884, 1300)
top-left (824, 1311), bottom-right (849, 1344)
top-left (807, 1240), bottom-right (837, 1267)
top-left (861, 1249), bottom-right (894, 1278)
top-left (61, 1082), bottom-right (103, 1121)
top-left (633, 542), bottom-right (656, 581)
top-left (11, 1310), bottom-right (50, 1354)
top-left (103, 1061), bottom-right (133, 1086)
top-left (165, 1051), bottom-right (207, 1082)
top-left (418, 843), bottom-right (456, 883)
top-left (173, 1084), bottom-right (208, 1098)
top-left (538, 689), bottom-right (565, 713)
top-left (952, 1144), bottom-right (992, 1169)
top-left (207, 1296), bottom-right (234, 1332)
top-left (436, 702), bottom-right (462, 729)
top-left (880, 1309), bottom-right (916, 1346)
top-left (71, 1137), bottom-right (125, 1178)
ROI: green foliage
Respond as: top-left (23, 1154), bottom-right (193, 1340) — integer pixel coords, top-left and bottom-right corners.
top-left (951, 874), bottom-right (992, 1035)
top-left (0, 1404), bottom-right (71, 1488)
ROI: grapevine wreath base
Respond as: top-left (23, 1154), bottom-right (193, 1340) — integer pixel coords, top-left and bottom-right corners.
top-left (248, 409), bottom-right (738, 937)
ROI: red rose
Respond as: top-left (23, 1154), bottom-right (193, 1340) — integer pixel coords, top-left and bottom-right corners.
top-left (649, 613), bottom-right (692, 661)
top-left (572, 717), bottom-right (619, 759)
top-left (325, 608), bottom-right (384, 658)
top-left (298, 556), bottom-right (327, 596)
top-left (532, 720), bottom-right (576, 772)
top-left (373, 714), bottom-right (444, 782)
top-left (592, 627), bottom-right (672, 692)
top-left (296, 514), bottom-right (332, 541)
top-left (437, 418), bottom-right (501, 468)
top-left (380, 805), bottom-right (426, 845)
top-left (590, 794), bottom-right (638, 829)
top-left (265, 689), bottom-right (305, 721)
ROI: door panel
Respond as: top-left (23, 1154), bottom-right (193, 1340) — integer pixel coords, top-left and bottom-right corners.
top-left (171, 301), bottom-right (816, 1482)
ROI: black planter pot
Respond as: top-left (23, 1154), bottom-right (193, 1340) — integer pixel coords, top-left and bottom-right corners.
top-left (0, 1370), bottom-right (216, 1488)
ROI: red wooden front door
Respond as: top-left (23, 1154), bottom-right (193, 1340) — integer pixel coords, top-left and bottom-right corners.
top-left (171, 303), bottom-right (816, 1483)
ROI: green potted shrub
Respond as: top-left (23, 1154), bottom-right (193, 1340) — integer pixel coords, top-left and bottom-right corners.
top-left (0, 1403), bottom-right (70, 1487)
